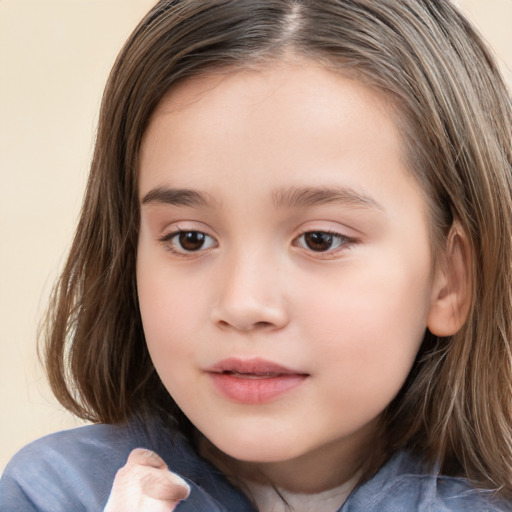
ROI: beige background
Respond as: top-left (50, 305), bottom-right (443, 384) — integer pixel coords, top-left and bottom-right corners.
top-left (1, 0), bottom-right (511, 473)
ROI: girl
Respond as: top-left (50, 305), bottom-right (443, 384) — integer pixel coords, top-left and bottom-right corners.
top-left (1, 0), bottom-right (511, 510)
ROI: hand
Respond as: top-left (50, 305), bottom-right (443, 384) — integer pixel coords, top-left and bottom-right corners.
top-left (104, 448), bottom-right (191, 512)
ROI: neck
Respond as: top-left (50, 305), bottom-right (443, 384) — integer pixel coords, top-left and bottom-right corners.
top-left (241, 471), bottom-right (360, 512)
top-left (198, 421), bottom-right (379, 512)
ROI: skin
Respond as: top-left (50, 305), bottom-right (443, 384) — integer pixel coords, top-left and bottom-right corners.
top-left (104, 449), bottom-right (190, 512)
top-left (134, 59), bottom-right (457, 511)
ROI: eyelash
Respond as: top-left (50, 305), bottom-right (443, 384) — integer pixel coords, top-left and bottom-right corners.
top-left (158, 229), bottom-right (356, 257)
top-left (159, 230), bottom-right (217, 256)
top-left (293, 230), bottom-right (355, 256)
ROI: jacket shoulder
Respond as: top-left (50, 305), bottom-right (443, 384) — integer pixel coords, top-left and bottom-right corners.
top-left (344, 452), bottom-right (512, 511)
top-left (0, 423), bottom-right (143, 512)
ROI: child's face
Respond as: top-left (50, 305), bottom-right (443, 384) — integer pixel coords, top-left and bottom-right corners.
top-left (137, 61), bottom-right (437, 467)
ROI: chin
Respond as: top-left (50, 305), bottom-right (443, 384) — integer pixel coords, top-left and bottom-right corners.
top-left (205, 430), bottom-right (305, 464)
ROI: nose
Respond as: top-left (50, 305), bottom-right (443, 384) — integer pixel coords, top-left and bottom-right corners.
top-left (211, 250), bottom-right (290, 332)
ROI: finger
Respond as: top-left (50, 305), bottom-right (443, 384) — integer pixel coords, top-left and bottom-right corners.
top-left (104, 465), bottom-right (190, 512)
top-left (138, 495), bottom-right (185, 512)
top-left (126, 448), bottom-right (168, 470)
top-left (141, 469), bottom-right (190, 502)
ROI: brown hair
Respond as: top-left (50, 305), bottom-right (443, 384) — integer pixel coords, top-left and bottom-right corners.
top-left (42, 0), bottom-right (512, 497)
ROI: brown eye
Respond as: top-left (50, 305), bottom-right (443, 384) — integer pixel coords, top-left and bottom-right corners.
top-left (165, 231), bottom-right (216, 253)
top-left (178, 231), bottom-right (206, 251)
top-left (297, 231), bottom-right (349, 252)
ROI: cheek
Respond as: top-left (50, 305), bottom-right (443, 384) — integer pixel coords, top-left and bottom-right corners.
top-left (297, 253), bottom-right (431, 406)
top-left (137, 275), bottom-right (204, 407)
top-left (136, 248), bottom-right (202, 365)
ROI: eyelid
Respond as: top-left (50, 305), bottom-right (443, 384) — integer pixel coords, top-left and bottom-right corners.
top-left (157, 220), bottom-right (215, 242)
top-left (291, 224), bottom-right (360, 258)
top-left (158, 224), bottom-right (218, 256)
top-left (296, 230), bottom-right (353, 247)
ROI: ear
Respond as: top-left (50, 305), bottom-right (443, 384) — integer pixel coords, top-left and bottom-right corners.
top-left (427, 222), bottom-right (471, 337)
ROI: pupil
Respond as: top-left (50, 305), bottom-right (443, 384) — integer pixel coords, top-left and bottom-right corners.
top-left (179, 231), bottom-right (205, 251)
top-left (305, 232), bottom-right (333, 251)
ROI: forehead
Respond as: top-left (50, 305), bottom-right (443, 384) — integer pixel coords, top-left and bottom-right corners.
top-left (138, 60), bottom-right (427, 224)
top-left (141, 61), bottom-right (405, 175)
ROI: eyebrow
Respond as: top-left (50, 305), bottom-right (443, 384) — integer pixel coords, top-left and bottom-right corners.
top-left (141, 185), bottom-right (383, 212)
top-left (141, 187), bottom-right (218, 208)
top-left (272, 186), bottom-right (384, 211)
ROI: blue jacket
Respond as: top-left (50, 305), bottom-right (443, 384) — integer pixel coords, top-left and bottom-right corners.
top-left (1, 420), bottom-right (510, 511)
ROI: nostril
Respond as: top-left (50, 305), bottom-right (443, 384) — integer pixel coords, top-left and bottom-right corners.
top-left (254, 321), bottom-right (273, 329)
top-left (211, 298), bottom-right (289, 331)
top-left (216, 319), bottom-right (274, 331)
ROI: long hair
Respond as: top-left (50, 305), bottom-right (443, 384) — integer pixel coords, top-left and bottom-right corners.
top-left (42, 0), bottom-right (512, 497)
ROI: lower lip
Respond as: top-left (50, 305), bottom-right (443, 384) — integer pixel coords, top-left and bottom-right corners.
top-left (208, 373), bottom-right (307, 404)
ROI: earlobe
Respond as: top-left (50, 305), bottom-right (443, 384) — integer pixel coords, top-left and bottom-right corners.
top-left (427, 223), bottom-right (471, 337)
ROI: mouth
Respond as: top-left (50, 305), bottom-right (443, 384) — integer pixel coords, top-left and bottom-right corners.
top-left (217, 371), bottom-right (289, 379)
top-left (206, 358), bottom-right (309, 404)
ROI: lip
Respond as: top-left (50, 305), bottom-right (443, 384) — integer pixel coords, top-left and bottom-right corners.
top-left (206, 358), bottom-right (308, 404)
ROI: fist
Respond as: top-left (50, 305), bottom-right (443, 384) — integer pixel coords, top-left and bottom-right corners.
top-left (104, 448), bottom-right (191, 512)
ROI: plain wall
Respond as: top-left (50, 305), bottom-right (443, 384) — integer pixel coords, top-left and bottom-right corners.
top-left (0, 0), bottom-right (156, 472)
top-left (1, 0), bottom-right (511, 473)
